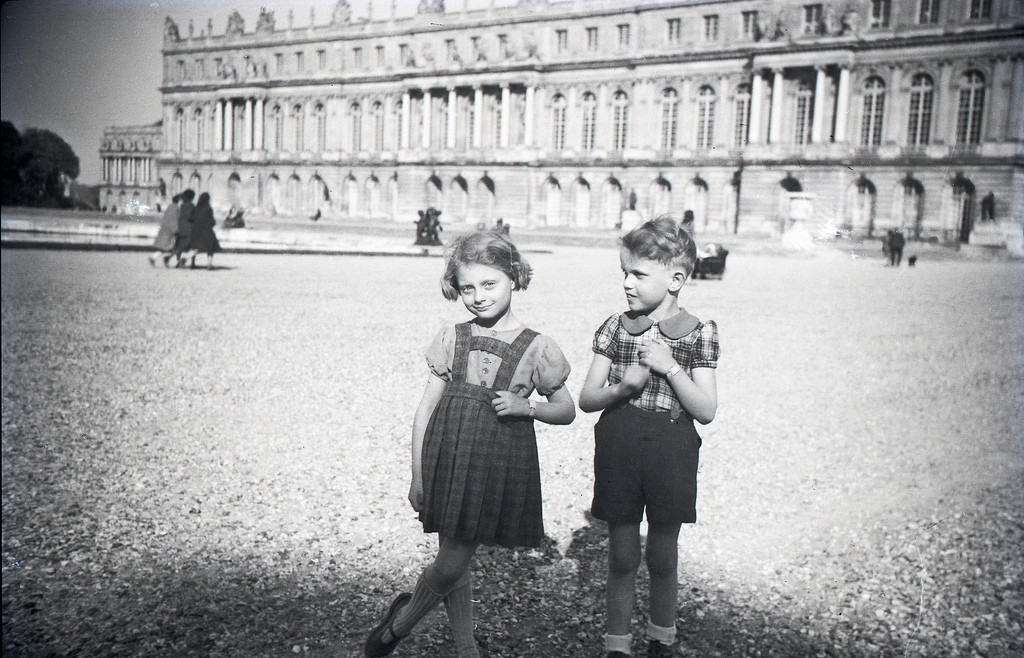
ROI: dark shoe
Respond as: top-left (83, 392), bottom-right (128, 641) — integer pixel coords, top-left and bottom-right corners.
top-left (608, 653), bottom-right (630, 658)
top-left (364, 592), bottom-right (411, 657)
top-left (647, 639), bottom-right (675, 657)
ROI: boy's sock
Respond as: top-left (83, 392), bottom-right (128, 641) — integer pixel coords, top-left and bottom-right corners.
top-left (605, 632), bottom-right (633, 654)
top-left (443, 573), bottom-right (480, 657)
top-left (391, 568), bottom-right (446, 639)
top-left (647, 621), bottom-right (676, 646)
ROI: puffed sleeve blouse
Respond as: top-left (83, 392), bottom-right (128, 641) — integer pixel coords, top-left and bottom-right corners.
top-left (424, 323), bottom-right (571, 397)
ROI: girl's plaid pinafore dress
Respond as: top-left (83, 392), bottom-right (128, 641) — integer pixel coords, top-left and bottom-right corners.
top-left (419, 322), bottom-right (544, 548)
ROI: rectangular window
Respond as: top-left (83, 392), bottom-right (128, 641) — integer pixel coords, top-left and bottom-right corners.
top-left (703, 15), bottom-right (719, 41)
top-left (295, 51), bottom-right (305, 72)
top-left (587, 27), bottom-right (599, 51)
top-left (353, 47), bottom-right (363, 68)
top-left (446, 39), bottom-right (456, 63)
top-left (803, 4), bottom-right (823, 34)
top-left (274, 53), bottom-right (283, 73)
top-left (498, 34), bottom-right (509, 59)
top-left (870, 0), bottom-right (891, 28)
top-left (969, 0), bottom-right (992, 19)
top-left (376, 45), bottom-right (385, 67)
top-left (795, 94), bottom-right (812, 145)
top-left (918, 0), bottom-right (940, 23)
top-left (667, 18), bottom-right (681, 43)
top-left (400, 44), bottom-right (410, 66)
top-left (176, 60), bottom-right (185, 80)
top-left (194, 59), bottom-right (204, 78)
top-left (556, 29), bottom-right (568, 54)
top-left (317, 49), bottom-right (326, 70)
top-left (742, 11), bottom-right (759, 39)
top-left (618, 24), bottom-right (631, 47)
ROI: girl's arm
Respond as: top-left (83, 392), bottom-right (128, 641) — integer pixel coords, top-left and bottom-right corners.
top-left (409, 373), bottom-right (447, 511)
top-left (578, 353), bottom-right (649, 413)
top-left (490, 385), bottom-right (576, 425)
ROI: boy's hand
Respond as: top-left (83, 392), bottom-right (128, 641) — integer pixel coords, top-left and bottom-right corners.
top-left (619, 364), bottom-right (650, 396)
top-left (639, 337), bottom-right (677, 376)
top-left (492, 390), bottom-right (529, 417)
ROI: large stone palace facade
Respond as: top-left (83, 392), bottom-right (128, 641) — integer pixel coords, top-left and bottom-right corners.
top-left (98, 123), bottom-right (163, 214)
top-left (130, 0), bottom-right (1023, 242)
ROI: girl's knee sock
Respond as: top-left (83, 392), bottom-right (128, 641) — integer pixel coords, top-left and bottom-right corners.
top-left (391, 567), bottom-right (446, 638)
top-left (605, 632), bottom-right (633, 654)
top-left (647, 620), bottom-right (677, 646)
top-left (443, 573), bottom-right (479, 657)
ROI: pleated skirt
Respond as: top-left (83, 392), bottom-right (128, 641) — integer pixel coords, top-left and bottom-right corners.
top-left (419, 382), bottom-right (543, 548)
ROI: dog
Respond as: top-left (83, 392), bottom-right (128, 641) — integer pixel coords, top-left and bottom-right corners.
top-left (908, 255), bottom-right (917, 267)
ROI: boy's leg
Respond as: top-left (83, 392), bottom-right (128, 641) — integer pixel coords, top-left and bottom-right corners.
top-left (606, 521), bottom-right (643, 646)
top-left (645, 522), bottom-right (682, 643)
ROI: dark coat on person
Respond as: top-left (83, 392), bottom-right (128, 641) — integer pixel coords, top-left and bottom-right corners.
top-left (153, 203), bottom-right (178, 252)
top-left (173, 199), bottom-right (196, 253)
top-left (188, 203), bottom-right (222, 255)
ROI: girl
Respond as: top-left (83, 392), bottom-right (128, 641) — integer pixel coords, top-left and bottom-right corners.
top-left (579, 216), bottom-right (719, 657)
top-left (365, 230), bottom-right (577, 657)
top-left (187, 192), bottom-right (221, 269)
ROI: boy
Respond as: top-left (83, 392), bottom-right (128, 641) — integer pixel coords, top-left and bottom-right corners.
top-left (579, 216), bottom-right (719, 657)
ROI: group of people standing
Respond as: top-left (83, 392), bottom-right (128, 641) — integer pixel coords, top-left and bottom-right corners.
top-left (150, 189), bottom-right (222, 269)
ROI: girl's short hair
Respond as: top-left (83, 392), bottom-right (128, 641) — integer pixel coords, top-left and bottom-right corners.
top-left (440, 230), bottom-right (532, 301)
top-left (620, 215), bottom-right (698, 278)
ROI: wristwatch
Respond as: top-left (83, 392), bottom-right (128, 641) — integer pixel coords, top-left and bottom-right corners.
top-left (666, 364), bottom-right (682, 378)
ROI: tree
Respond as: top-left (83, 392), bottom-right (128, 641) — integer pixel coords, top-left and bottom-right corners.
top-left (0, 122), bottom-right (81, 207)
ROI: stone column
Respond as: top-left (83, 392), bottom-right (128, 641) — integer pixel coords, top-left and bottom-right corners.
top-left (214, 100), bottom-right (223, 150)
top-left (401, 91), bottom-right (412, 148)
top-left (524, 85), bottom-right (535, 146)
top-left (447, 88), bottom-right (457, 149)
top-left (422, 90), bottom-right (432, 149)
top-left (812, 66), bottom-right (828, 143)
top-left (749, 71), bottom-right (764, 144)
top-left (224, 100), bottom-right (234, 151)
top-left (834, 67), bottom-right (851, 143)
top-left (473, 86), bottom-right (483, 148)
top-left (255, 98), bottom-right (265, 149)
top-left (1009, 56), bottom-right (1024, 142)
top-left (768, 69), bottom-right (785, 144)
top-left (244, 98), bottom-right (254, 150)
top-left (500, 84), bottom-right (511, 147)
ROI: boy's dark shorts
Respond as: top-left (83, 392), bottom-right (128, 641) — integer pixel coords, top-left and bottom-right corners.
top-left (591, 403), bottom-right (701, 525)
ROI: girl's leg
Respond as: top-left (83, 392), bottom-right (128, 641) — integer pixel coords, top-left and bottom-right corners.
top-left (443, 571), bottom-right (480, 658)
top-left (645, 522), bottom-right (682, 644)
top-left (390, 535), bottom-right (478, 639)
top-left (606, 521), bottom-right (642, 650)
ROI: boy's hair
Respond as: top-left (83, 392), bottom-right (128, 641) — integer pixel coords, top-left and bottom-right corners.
top-left (440, 230), bottom-right (532, 301)
top-left (620, 215), bottom-right (698, 278)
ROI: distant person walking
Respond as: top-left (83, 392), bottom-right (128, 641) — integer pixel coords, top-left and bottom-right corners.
top-left (149, 194), bottom-right (181, 267)
top-left (363, 230), bottom-right (576, 657)
top-left (172, 189), bottom-right (197, 267)
top-left (188, 192), bottom-right (222, 269)
top-left (889, 229), bottom-right (905, 267)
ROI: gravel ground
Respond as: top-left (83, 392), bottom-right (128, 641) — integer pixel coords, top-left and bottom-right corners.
top-left (2, 245), bottom-right (1022, 658)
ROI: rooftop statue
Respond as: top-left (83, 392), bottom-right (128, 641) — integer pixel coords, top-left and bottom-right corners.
top-left (332, 0), bottom-right (352, 25)
top-left (418, 0), bottom-right (445, 15)
top-left (164, 17), bottom-right (180, 42)
top-left (256, 8), bottom-right (276, 34)
top-left (226, 10), bottom-right (245, 37)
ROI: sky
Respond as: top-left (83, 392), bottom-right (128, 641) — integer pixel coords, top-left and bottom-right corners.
top-left (0, 0), bottom-right (492, 184)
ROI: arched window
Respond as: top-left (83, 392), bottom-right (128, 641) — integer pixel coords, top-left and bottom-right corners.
top-left (291, 104), bottom-right (305, 152)
top-left (660, 88), bottom-right (679, 150)
top-left (956, 70), bottom-right (985, 145)
top-left (271, 105), bottom-right (284, 151)
top-left (372, 102), bottom-right (385, 151)
top-left (193, 108), bottom-right (204, 151)
top-left (351, 102), bottom-right (363, 152)
top-left (313, 103), bottom-right (326, 152)
top-left (907, 74), bottom-right (933, 147)
top-left (733, 84), bottom-right (750, 147)
top-left (794, 82), bottom-right (813, 145)
top-left (392, 98), bottom-right (404, 149)
top-left (695, 86), bottom-right (716, 150)
top-left (551, 94), bottom-right (567, 150)
top-left (612, 91), bottom-right (629, 150)
top-left (581, 92), bottom-right (597, 151)
top-left (860, 77), bottom-right (886, 147)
